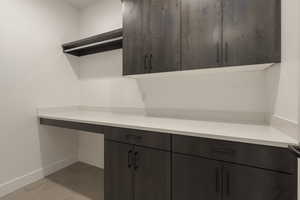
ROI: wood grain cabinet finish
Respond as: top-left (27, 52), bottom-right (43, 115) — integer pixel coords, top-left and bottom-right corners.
top-left (145, 0), bottom-right (180, 73)
top-left (172, 135), bottom-right (297, 174)
top-left (222, 163), bottom-right (296, 200)
top-left (134, 146), bottom-right (171, 200)
top-left (105, 140), bottom-right (171, 200)
top-left (104, 127), bottom-right (171, 151)
top-left (182, 0), bottom-right (281, 69)
top-left (123, 0), bottom-right (281, 75)
top-left (222, 0), bottom-right (281, 66)
top-left (123, 0), bottom-right (180, 75)
top-left (123, 0), bottom-right (145, 75)
top-left (105, 141), bottom-right (133, 200)
top-left (173, 154), bottom-right (222, 200)
top-left (173, 153), bottom-right (297, 200)
top-left (181, 0), bottom-right (222, 69)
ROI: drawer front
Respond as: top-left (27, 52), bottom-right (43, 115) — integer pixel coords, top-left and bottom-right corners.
top-left (173, 135), bottom-right (297, 174)
top-left (105, 127), bottom-right (171, 151)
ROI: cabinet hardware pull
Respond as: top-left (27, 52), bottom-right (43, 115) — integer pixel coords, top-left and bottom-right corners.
top-left (135, 135), bottom-right (142, 141)
top-left (144, 55), bottom-right (148, 72)
top-left (125, 134), bottom-right (134, 140)
top-left (212, 148), bottom-right (236, 155)
top-left (128, 150), bottom-right (133, 168)
top-left (133, 152), bottom-right (139, 170)
top-left (216, 43), bottom-right (220, 64)
top-left (215, 168), bottom-right (220, 193)
top-left (149, 54), bottom-right (153, 73)
top-left (125, 134), bottom-right (142, 142)
top-left (226, 171), bottom-right (230, 196)
top-left (225, 42), bottom-right (229, 63)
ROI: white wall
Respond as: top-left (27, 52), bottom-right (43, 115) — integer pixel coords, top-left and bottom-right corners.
top-left (77, 0), bottom-right (146, 168)
top-left (266, 0), bottom-right (300, 140)
top-left (76, 0), bottom-right (277, 168)
top-left (0, 0), bottom-right (80, 196)
top-left (137, 70), bottom-right (268, 124)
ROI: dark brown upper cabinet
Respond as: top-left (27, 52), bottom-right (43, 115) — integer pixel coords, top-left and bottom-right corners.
top-left (123, 0), bottom-right (281, 75)
top-left (181, 0), bottom-right (222, 70)
top-left (222, 0), bottom-right (281, 66)
top-left (123, 0), bottom-right (145, 75)
top-left (182, 0), bottom-right (281, 70)
top-left (123, 0), bottom-right (180, 75)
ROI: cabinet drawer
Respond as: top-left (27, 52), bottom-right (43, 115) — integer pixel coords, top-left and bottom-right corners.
top-left (105, 127), bottom-right (171, 151)
top-left (172, 135), bottom-right (297, 174)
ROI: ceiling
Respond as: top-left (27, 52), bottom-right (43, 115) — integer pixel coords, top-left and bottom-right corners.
top-left (64, 0), bottom-right (99, 9)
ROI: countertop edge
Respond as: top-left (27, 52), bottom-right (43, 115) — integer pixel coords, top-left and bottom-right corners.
top-left (38, 113), bottom-right (298, 148)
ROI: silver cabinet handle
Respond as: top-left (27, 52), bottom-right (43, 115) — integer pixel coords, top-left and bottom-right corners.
top-left (149, 54), bottom-right (153, 73)
top-left (144, 54), bottom-right (148, 72)
top-left (225, 42), bottom-right (229, 63)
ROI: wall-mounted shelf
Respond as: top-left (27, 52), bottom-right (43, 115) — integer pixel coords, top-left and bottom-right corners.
top-left (62, 28), bottom-right (122, 57)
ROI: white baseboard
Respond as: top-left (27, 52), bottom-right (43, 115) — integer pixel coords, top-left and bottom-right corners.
top-left (78, 158), bottom-right (104, 169)
top-left (43, 156), bottom-right (78, 176)
top-left (0, 156), bottom-right (77, 198)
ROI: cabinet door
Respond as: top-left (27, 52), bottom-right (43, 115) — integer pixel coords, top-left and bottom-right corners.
top-left (223, 163), bottom-right (297, 200)
top-left (173, 154), bottom-right (222, 200)
top-left (181, 0), bottom-right (222, 70)
top-left (104, 141), bottom-right (134, 200)
top-left (134, 146), bottom-right (171, 200)
top-left (123, 0), bottom-right (147, 75)
top-left (146, 0), bottom-right (180, 73)
top-left (223, 0), bottom-right (281, 66)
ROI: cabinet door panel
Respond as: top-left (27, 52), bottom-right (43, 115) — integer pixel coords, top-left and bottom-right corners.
top-left (223, 0), bottom-right (281, 66)
top-left (123, 0), bottom-right (147, 75)
top-left (181, 0), bottom-right (222, 69)
top-left (173, 154), bottom-right (222, 200)
top-left (134, 146), bottom-right (171, 200)
top-left (223, 163), bottom-right (297, 200)
top-left (104, 141), bottom-right (133, 200)
top-left (147, 0), bottom-right (180, 73)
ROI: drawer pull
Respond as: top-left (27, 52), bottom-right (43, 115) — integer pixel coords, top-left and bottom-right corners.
top-left (226, 171), bottom-right (230, 196)
top-left (128, 150), bottom-right (133, 168)
top-left (125, 134), bottom-right (142, 142)
top-left (133, 151), bottom-right (140, 171)
top-left (212, 148), bottom-right (236, 155)
top-left (215, 168), bottom-right (220, 193)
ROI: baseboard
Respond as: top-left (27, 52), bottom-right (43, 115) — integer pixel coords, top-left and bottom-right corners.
top-left (43, 156), bottom-right (78, 176)
top-left (78, 158), bottom-right (104, 169)
top-left (271, 115), bottom-right (299, 141)
top-left (0, 156), bottom-right (77, 198)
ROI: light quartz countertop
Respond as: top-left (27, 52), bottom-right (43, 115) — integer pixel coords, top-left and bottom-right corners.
top-left (37, 107), bottom-right (298, 148)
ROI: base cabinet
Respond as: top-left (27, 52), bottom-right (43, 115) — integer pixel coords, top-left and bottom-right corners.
top-left (173, 154), bottom-right (222, 200)
top-left (105, 140), bottom-right (171, 200)
top-left (105, 130), bottom-right (297, 200)
top-left (173, 153), bottom-right (297, 200)
top-left (134, 146), bottom-right (171, 200)
top-left (104, 141), bottom-right (133, 200)
top-left (222, 163), bottom-right (296, 200)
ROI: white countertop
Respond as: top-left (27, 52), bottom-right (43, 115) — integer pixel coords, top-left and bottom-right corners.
top-left (37, 107), bottom-right (299, 148)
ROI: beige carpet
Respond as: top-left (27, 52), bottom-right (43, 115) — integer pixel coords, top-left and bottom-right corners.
top-left (0, 162), bottom-right (104, 200)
